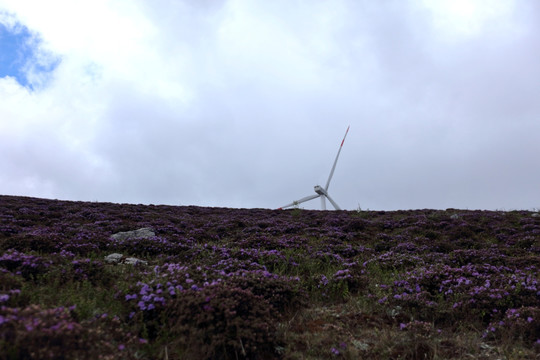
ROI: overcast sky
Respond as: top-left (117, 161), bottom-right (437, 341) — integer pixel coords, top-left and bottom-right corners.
top-left (1, 0), bottom-right (539, 211)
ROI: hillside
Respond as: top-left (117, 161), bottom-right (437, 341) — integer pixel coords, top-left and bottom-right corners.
top-left (0, 195), bottom-right (538, 359)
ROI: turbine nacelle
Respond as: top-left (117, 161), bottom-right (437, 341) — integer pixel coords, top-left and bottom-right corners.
top-left (279, 126), bottom-right (349, 211)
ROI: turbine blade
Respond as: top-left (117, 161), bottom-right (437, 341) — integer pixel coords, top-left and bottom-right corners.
top-left (325, 194), bottom-right (341, 210)
top-left (296, 194), bottom-right (321, 204)
top-left (321, 196), bottom-right (326, 210)
top-left (325, 125), bottom-right (349, 191)
top-left (279, 194), bottom-right (320, 209)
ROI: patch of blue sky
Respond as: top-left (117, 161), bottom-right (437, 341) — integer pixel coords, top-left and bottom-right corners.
top-left (0, 20), bottom-right (60, 90)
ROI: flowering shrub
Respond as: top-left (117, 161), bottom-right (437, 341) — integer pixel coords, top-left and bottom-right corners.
top-left (363, 251), bottom-right (426, 271)
top-left (0, 250), bottom-right (51, 280)
top-left (0, 305), bottom-right (140, 360)
top-left (121, 264), bottom-right (211, 340)
top-left (484, 306), bottom-right (540, 345)
top-left (59, 238), bottom-right (101, 256)
top-left (0, 228), bottom-right (64, 253)
top-left (65, 258), bottom-right (110, 284)
top-left (165, 284), bottom-right (279, 359)
top-left (378, 263), bottom-right (539, 328)
top-left (225, 270), bottom-right (306, 314)
top-left (107, 234), bottom-right (195, 256)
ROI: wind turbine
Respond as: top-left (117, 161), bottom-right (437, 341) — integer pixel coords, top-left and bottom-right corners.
top-left (279, 125), bottom-right (350, 210)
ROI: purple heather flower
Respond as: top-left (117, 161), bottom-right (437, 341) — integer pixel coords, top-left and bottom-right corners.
top-left (527, 317), bottom-right (533, 323)
top-left (118, 344), bottom-right (125, 351)
top-left (319, 275), bottom-right (329, 288)
top-left (139, 284), bottom-right (151, 295)
top-left (331, 347), bottom-right (340, 355)
top-left (125, 294), bottom-right (137, 301)
top-left (400, 323), bottom-right (407, 330)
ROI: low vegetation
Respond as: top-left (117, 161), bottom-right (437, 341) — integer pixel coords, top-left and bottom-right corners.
top-left (0, 195), bottom-right (538, 359)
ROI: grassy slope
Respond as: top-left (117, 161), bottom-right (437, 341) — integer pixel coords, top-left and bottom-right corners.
top-left (0, 195), bottom-right (539, 359)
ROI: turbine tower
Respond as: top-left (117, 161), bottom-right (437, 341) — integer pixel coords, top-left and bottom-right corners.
top-left (278, 125), bottom-right (349, 210)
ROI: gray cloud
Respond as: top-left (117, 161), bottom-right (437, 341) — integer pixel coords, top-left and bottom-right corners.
top-left (1, 0), bottom-right (539, 210)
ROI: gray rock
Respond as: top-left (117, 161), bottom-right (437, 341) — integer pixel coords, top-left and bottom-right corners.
top-left (111, 227), bottom-right (155, 241)
top-left (123, 257), bottom-right (148, 266)
top-left (104, 253), bottom-right (123, 263)
top-left (450, 214), bottom-right (459, 220)
top-left (104, 253), bottom-right (147, 266)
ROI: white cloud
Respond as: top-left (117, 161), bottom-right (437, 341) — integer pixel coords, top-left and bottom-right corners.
top-left (0, 0), bottom-right (539, 209)
top-left (420, 0), bottom-right (522, 40)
